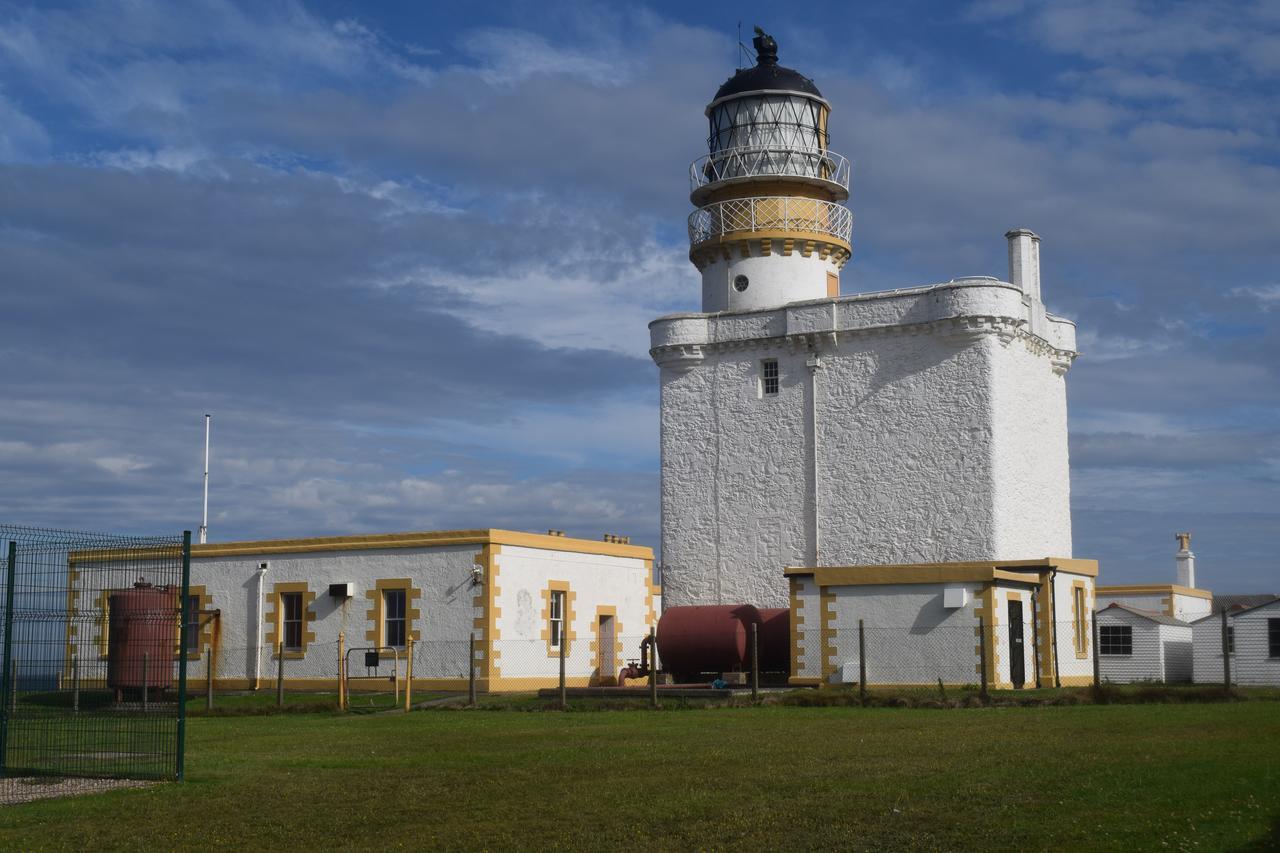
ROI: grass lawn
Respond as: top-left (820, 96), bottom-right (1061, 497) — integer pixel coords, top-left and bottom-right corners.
top-left (0, 703), bottom-right (1277, 850)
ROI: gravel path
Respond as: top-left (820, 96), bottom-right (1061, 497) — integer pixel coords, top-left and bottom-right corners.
top-left (0, 776), bottom-right (158, 805)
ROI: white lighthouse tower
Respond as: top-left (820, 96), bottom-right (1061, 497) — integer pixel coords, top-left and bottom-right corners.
top-left (652, 31), bottom-right (1082, 609)
top-left (689, 27), bottom-right (851, 312)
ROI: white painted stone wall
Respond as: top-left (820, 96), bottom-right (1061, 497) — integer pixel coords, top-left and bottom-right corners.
top-left (993, 585), bottom-right (1039, 688)
top-left (699, 246), bottom-right (840, 313)
top-left (69, 540), bottom-right (655, 689)
top-left (491, 545), bottom-right (654, 684)
top-left (825, 583), bottom-right (984, 686)
top-left (1053, 571), bottom-right (1096, 684)
top-left (1172, 592), bottom-right (1212, 622)
top-left (1096, 609), bottom-right (1193, 683)
top-left (654, 279), bottom-right (1077, 609)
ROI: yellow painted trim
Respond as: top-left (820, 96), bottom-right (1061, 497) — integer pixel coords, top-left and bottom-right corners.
top-left (785, 558), bottom-right (1098, 579)
top-left (795, 565), bottom-right (1043, 587)
top-left (820, 588), bottom-right (837, 683)
top-left (788, 676), bottom-right (822, 687)
top-left (264, 582), bottom-right (316, 660)
top-left (789, 575), bottom-right (804, 679)
top-left (364, 578), bottom-right (422, 650)
top-left (643, 559), bottom-right (659, 628)
top-left (1071, 580), bottom-right (1091, 660)
top-left (590, 605), bottom-right (623, 686)
top-left (1096, 584), bottom-right (1212, 600)
top-left (1034, 572), bottom-right (1057, 687)
top-left (1057, 675), bottom-right (1094, 687)
top-left (63, 561), bottom-right (80, 678)
top-left (701, 180), bottom-right (844, 205)
top-left (974, 584), bottom-right (1000, 687)
top-left (691, 229), bottom-right (851, 259)
top-left (476, 544), bottom-right (502, 680)
top-left (540, 580), bottom-right (577, 658)
top-left (66, 528), bottom-right (651, 562)
top-left (180, 584), bottom-right (212, 661)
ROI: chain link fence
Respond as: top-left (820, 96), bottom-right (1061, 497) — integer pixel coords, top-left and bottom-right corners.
top-left (825, 620), bottom-right (1099, 695)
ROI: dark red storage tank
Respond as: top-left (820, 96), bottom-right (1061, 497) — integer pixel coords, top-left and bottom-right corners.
top-left (107, 582), bottom-right (177, 693)
top-left (757, 608), bottom-right (791, 672)
top-left (657, 604), bottom-right (760, 674)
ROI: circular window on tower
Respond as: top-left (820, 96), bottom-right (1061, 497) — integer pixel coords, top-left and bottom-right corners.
top-left (733, 274), bottom-right (750, 292)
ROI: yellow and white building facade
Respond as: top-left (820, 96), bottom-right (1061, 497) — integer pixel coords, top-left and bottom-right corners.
top-left (66, 528), bottom-right (658, 693)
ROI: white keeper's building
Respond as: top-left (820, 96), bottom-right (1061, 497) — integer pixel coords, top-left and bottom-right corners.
top-left (69, 529), bottom-right (658, 693)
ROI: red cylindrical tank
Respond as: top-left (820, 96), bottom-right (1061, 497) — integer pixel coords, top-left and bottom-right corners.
top-left (107, 582), bottom-right (176, 691)
top-left (757, 608), bottom-right (791, 672)
top-left (657, 604), bottom-right (761, 674)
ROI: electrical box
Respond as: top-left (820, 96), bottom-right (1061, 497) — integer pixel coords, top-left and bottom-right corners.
top-left (329, 582), bottom-right (353, 599)
top-left (943, 587), bottom-right (970, 609)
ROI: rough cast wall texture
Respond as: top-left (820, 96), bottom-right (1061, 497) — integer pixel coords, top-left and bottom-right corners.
top-left (654, 280), bottom-right (1077, 609)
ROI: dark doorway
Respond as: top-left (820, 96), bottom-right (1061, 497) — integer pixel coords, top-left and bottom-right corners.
top-left (1008, 598), bottom-right (1025, 689)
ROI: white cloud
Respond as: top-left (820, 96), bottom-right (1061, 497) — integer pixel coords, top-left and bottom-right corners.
top-left (1230, 284), bottom-right (1280, 312)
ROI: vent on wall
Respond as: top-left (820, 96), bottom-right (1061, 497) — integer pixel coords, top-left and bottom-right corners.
top-left (329, 582), bottom-right (354, 599)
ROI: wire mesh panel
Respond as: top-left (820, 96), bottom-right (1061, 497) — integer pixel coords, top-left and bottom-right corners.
top-left (0, 525), bottom-right (188, 782)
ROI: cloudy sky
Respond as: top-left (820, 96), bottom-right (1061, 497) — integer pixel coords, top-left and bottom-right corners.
top-left (1, 0), bottom-right (1277, 590)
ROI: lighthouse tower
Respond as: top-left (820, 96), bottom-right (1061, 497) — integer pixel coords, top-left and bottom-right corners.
top-left (651, 30), bottom-right (1081, 609)
top-left (689, 28), bottom-right (851, 312)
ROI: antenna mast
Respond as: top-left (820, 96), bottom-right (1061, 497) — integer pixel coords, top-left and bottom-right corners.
top-left (199, 413), bottom-right (211, 544)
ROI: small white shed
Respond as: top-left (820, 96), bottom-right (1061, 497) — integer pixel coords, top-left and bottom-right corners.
top-left (1192, 597), bottom-right (1280, 686)
top-left (1095, 603), bottom-right (1193, 683)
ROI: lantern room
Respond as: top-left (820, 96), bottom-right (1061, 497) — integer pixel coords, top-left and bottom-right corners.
top-left (687, 28), bottom-right (853, 313)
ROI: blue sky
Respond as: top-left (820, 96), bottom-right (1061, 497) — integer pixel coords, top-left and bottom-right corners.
top-left (1, 1), bottom-right (1277, 591)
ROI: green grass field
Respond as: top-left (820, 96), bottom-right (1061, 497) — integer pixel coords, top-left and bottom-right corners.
top-left (1, 702), bottom-right (1277, 850)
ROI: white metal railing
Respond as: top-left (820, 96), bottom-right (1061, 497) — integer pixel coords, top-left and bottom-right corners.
top-left (689, 145), bottom-right (851, 193)
top-left (688, 196), bottom-right (853, 245)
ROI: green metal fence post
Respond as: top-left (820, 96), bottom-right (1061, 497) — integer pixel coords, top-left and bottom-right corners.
top-left (0, 540), bottom-right (17, 777)
top-left (176, 530), bottom-right (191, 782)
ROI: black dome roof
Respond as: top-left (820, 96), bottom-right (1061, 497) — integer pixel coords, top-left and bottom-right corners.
top-left (714, 64), bottom-right (822, 101)
top-left (712, 28), bottom-right (823, 102)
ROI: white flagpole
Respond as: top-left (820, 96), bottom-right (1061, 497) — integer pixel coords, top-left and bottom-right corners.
top-left (199, 413), bottom-right (211, 544)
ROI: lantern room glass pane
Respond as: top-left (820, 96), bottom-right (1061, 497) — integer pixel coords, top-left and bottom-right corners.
top-left (708, 95), bottom-right (828, 179)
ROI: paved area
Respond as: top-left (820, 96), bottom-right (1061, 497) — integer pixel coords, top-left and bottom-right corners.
top-left (0, 776), bottom-right (157, 805)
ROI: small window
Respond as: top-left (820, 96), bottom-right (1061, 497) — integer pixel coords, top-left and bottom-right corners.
top-left (549, 590), bottom-right (565, 649)
top-left (761, 359), bottom-right (779, 396)
top-left (185, 594), bottom-right (201, 652)
top-left (1099, 625), bottom-right (1132, 656)
top-left (282, 592), bottom-right (303, 651)
top-left (1226, 625), bottom-right (1234, 655)
top-left (384, 588), bottom-right (406, 648)
top-left (1269, 618), bottom-right (1280, 658)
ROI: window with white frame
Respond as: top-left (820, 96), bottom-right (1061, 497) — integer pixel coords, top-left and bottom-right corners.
top-left (1269, 618), bottom-right (1280, 658)
top-left (1226, 625), bottom-right (1234, 654)
top-left (282, 592), bottom-right (304, 651)
top-left (549, 590), bottom-right (566, 649)
top-left (760, 359), bottom-right (779, 396)
top-left (384, 588), bottom-right (407, 648)
top-left (1099, 625), bottom-right (1132, 656)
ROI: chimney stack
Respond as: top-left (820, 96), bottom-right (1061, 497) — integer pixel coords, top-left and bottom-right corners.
top-left (1005, 229), bottom-right (1041, 301)
top-left (1175, 531), bottom-right (1195, 588)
